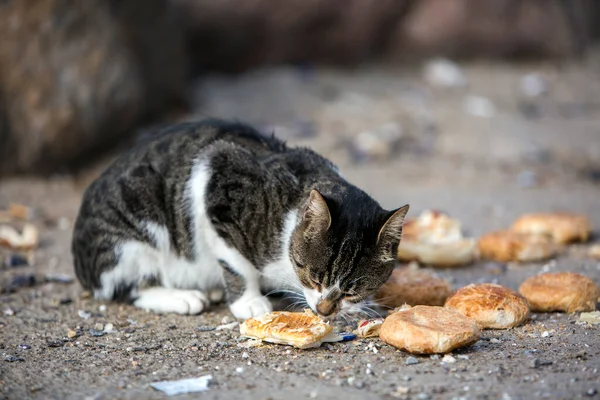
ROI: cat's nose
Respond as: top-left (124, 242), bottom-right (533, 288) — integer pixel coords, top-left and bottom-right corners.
top-left (316, 299), bottom-right (337, 317)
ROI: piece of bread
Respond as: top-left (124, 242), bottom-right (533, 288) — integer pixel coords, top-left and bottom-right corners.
top-left (239, 309), bottom-right (332, 349)
top-left (444, 283), bottom-right (530, 329)
top-left (354, 318), bottom-right (385, 338)
top-left (518, 272), bottom-right (600, 313)
top-left (397, 210), bottom-right (478, 267)
top-left (0, 223), bottom-right (39, 251)
top-left (379, 305), bottom-right (480, 354)
top-left (477, 230), bottom-right (556, 263)
top-left (374, 266), bottom-right (453, 308)
top-left (510, 212), bottom-right (592, 244)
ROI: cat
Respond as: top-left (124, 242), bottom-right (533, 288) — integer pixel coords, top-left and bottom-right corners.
top-left (72, 119), bottom-right (409, 320)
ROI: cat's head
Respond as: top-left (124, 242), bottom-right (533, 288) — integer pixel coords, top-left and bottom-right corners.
top-left (290, 189), bottom-right (409, 319)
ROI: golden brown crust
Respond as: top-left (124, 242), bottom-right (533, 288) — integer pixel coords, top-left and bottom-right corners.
top-left (239, 309), bottom-right (332, 349)
top-left (510, 212), bottom-right (592, 244)
top-left (444, 283), bottom-right (530, 329)
top-left (518, 272), bottom-right (600, 313)
top-left (374, 266), bottom-right (453, 308)
top-left (379, 305), bottom-right (480, 354)
top-left (397, 210), bottom-right (477, 267)
top-left (477, 230), bottom-right (556, 262)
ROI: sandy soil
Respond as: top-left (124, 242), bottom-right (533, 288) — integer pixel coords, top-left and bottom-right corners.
top-left (1, 54), bottom-right (600, 400)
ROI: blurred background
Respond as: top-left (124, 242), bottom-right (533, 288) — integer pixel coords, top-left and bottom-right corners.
top-left (0, 0), bottom-right (599, 230)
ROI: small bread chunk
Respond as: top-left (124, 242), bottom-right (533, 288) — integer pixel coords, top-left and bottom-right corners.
top-left (375, 266), bottom-right (453, 308)
top-left (379, 305), bottom-right (480, 354)
top-left (519, 272), bottom-right (600, 313)
top-left (444, 283), bottom-right (530, 329)
top-left (354, 318), bottom-right (385, 338)
top-left (477, 230), bottom-right (556, 262)
top-left (510, 212), bottom-right (592, 244)
top-left (239, 309), bottom-right (332, 349)
top-left (397, 210), bottom-right (477, 267)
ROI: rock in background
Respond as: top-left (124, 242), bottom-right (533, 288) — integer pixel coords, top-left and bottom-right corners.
top-left (0, 0), bottom-right (188, 177)
top-left (175, 0), bottom-right (597, 73)
top-left (0, 0), bottom-right (598, 177)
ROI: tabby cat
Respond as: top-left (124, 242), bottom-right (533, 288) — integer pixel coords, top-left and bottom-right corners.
top-left (72, 120), bottom-right (409, 320)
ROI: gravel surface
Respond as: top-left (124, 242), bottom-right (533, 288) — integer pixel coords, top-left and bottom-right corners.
top-left (1, 54), bottom-right (600, 400)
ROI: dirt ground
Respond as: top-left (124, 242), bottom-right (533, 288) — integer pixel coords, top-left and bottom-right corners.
top-left (1, 53), bottom-right (600, 400)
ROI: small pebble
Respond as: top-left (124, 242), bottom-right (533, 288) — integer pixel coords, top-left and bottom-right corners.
top-left (67, 330), bottom-right (78, 339)
top-left (541, 331), bottom-right (550, 338)
top-left (46, 340), bottom-right (63, 348)
top-left (3, 308), bottom-right (15, 316)
top-left (490, 338), bottom-right (502, 344)
top-left (18, 344), bottom-right (31, 350)
top-left (89, 329), bottom-right (105, 337)
top-left (347, 376), bottom-right (356, 386)
top-left (78, 310), bottom-right (91, 319)
top-left (423, 58), bottom-right (467, 88)
top-left (104, 323), bottom-right (115, 334)
top-left (4, 254), bottom-right (29, 268)
top-left (417, 393), bottom-right (431, 400)
top-left (44, 274), bottom-right (74, 284)
top-left (4, 355), bottom-right (24, 362)
top-left (517, 170), bottom-right (538, 188)
top-left (396, 386), bottom-right (410, 395)
top-left (442, 354), bottom-right (457, 364)
top-left (242, 352), bottom-right (249, 359)
top-left (520, 73), bottom-right (547, 98)
top-left (197, 326), bottom-right (216, 332)
top-left (8, 274), bottom-right (36, 290)
top-left (235, 367), bottom-right (244, 374)
top-left (405, 356), bottom-right (420, 365)
top-left (464, 95), bottom-right (496, 118)
top-left (587, 388), bottom-right (597, 396)
top-left (99, 305), bottom-right (107, 312)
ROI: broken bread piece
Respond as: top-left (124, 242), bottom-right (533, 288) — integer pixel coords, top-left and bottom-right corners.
top-left (518, 272), bottom-right (600, 313)
top-left (510, 212), bottom-right (591, 244)
top-left (354, 318), bottom-right (385, 338)
top-left (0, 223), bottom-right (39, 251)
top-left (375, 265), bottom-right (453, 308)
top-left (239, 309), bottom-right (332, 349)
top-left (379, 305), bottom-right (480, 354)
top-left (397, 210), bottom-right (477, 267)
top-left (444, 283), bottom-right (530, 329)
top-left (477, 230), bottom-right (556, 263)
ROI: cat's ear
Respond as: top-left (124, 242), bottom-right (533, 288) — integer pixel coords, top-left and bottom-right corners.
top-left (377, 204), bottom-right (410, 248)
top-left (302, 189), bottom-right (332, 234)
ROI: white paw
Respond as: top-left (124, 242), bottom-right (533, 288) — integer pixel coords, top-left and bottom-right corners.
top-left (133, 288), bottom-right (209, 315)
top-left (229, 295), bottom-right (273, 320)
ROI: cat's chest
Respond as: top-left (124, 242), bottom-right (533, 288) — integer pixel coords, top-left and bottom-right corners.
top-left (260, 256), bottom-right (297, 290)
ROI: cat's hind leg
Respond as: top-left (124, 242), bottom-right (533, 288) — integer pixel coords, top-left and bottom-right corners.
top-left (97, 238), bottom-right (211, 315)
top-left (133, 287), bottom-right (208, 315)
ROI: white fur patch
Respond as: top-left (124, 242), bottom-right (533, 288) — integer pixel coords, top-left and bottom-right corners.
top-left (261, 210), bottom-right (302, 292)
top-left (303, 288), bottom-right (321, 313)
top-left (134, 287), bottom-right (208, 315)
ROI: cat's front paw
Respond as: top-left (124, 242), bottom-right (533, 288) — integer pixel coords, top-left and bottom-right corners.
top-left (229, 295), bottom-right (273, 320)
